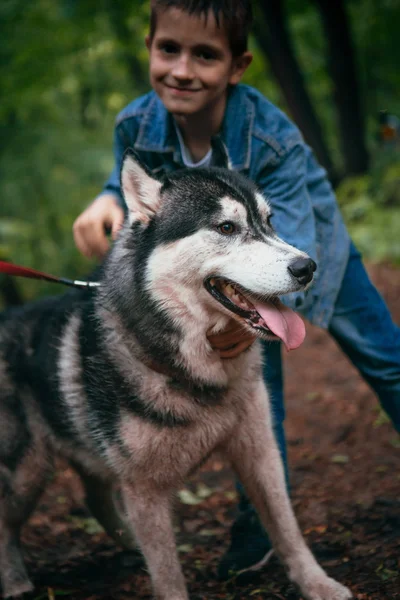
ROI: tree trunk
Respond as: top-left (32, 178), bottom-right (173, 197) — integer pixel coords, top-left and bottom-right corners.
top-left (255, 0), bottom-right (336, 182)
top-left (313, 0), bottom-right (369, 174)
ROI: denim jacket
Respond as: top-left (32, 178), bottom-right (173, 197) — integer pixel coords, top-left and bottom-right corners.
top-left (102, 84), bottom-right (351, 328)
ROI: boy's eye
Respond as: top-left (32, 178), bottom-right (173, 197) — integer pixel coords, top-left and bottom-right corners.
top-left (197, 49), bottom-right (216, 61)
top-left (217, 222), bottom-right (236, 235)
top-left (159, 42), bottom-right (179, 55)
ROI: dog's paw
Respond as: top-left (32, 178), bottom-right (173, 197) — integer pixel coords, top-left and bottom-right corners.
top-left (3, 579), bottom-right (34, 599)
top-left (300, 575), bottom-right (352, 600)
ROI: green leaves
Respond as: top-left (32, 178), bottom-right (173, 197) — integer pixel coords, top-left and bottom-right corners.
top-left (178, 483), bottom-right (214, 506)
top-left (336, 157), bottom-right (400, 264)
top-left (1, 0), bottom-right (400, 311)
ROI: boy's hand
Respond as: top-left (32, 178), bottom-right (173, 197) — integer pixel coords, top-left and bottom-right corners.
top-left (207, 320), bottom-right (257, 359)
top-left (73, 194), bottom-right (124, 259)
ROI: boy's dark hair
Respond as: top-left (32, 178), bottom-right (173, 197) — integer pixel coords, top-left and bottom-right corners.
top-left (149, 0), bottom-right (253, 57)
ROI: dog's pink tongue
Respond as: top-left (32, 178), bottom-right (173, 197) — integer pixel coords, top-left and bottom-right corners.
top-left (254, 300), bottom-right (306, 351)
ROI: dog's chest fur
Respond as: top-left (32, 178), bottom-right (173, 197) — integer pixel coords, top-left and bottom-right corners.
top-left (58, 308), bottom-right (254, 487)
top-left (64, 372), bottom-right (243, 487)
top-left (112, 401), bottom-right (237, 485)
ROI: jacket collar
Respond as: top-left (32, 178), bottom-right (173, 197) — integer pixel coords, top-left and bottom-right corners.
top-left (134, 85), bottom-right (254, 171)
top-left (221, 85), bottom-right (254, 171)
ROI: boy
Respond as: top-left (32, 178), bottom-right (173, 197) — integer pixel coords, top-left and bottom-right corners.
top-left (73, 0), bottom-right (400, 580)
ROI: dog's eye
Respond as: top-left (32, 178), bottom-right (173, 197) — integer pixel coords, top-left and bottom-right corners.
top-left (217, 222), bottom-right (236, 235)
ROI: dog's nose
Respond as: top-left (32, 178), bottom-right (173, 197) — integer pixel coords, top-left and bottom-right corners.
top-left (288, 257), bottom-right (317, 285)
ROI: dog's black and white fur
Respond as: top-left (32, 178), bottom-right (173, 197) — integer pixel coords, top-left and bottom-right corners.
top-left (0, 151), bottom-right (352, 599)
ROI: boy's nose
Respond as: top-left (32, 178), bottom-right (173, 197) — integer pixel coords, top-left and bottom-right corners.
top-left (171, 55), bottom-right (194, 80)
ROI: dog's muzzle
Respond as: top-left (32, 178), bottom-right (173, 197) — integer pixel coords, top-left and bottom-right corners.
top-left (204, 276), bottom-right (307, 351)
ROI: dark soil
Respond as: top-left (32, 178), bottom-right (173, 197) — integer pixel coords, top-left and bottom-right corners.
top-left (14, 263), bottom-right (400, 600)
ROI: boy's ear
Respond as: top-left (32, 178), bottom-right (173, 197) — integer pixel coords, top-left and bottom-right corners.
top-left (229, 51), bottom-right (253, 85)
top-left (145, 34), bottom-right (151, 50)
top-left (121, 151), bottom-right (162, 224)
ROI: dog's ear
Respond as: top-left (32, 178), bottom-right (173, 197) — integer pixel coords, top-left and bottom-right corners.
top-left (211, 136), bottom-right (231, 169)
top-left (121, 150), bottom-right (162, 224)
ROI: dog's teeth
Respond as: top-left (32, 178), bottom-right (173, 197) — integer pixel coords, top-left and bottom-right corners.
top-left (237, 293), bottom-right (250, 308)
top-left (221, 282), bottom-right (253, 311)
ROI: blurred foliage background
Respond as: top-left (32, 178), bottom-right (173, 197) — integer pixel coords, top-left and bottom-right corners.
top-left (1, 0), bottom-right (400, 307)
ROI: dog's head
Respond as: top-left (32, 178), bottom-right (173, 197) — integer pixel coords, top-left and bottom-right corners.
top-left (119, 151), bottom-right (316, 352)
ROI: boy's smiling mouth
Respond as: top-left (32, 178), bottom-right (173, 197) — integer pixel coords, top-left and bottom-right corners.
top-left (164, 84), bottom-right (202, 93)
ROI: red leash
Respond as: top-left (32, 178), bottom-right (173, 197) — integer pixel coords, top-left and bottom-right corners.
top-left (0, 261), bottom-right (101, 289)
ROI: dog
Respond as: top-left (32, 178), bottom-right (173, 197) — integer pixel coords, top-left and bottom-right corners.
top-left (0, 147), bottom-right (352, 600)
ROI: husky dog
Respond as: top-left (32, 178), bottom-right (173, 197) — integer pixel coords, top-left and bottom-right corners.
top-left (0, 150), bottom-right (352, 600)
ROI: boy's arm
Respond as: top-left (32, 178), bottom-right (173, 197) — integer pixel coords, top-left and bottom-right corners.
top-left (257, 142), bottom-right (318, 314)
top-left (99, 123), bottom-right (129, 208)
top-left (73, 124), bottom-right (128, 259)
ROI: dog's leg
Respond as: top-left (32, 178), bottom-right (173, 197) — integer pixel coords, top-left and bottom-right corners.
top-left (0, 447), bottom-right (51, 598)
top-left (77, 470), bottom-right (137, 551)
top-left (122, 483), bottom-right (189, 600)
top-left (222, 381), bottom-right (352, 600)
top-left (0, 523), bottom-right (33, 599)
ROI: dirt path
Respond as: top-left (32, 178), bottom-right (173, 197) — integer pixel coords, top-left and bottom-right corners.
top-left (18, 263), bottom-right (400, 600)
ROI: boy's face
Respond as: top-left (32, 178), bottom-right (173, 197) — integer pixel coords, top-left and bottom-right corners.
top-left (146, 8), bottom-right (251, 120)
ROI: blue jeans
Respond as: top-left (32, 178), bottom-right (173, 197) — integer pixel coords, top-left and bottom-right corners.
top-left (238, 242), bottom-right (400, 516)
top-left (328, 243), bottom-right (400, 431)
